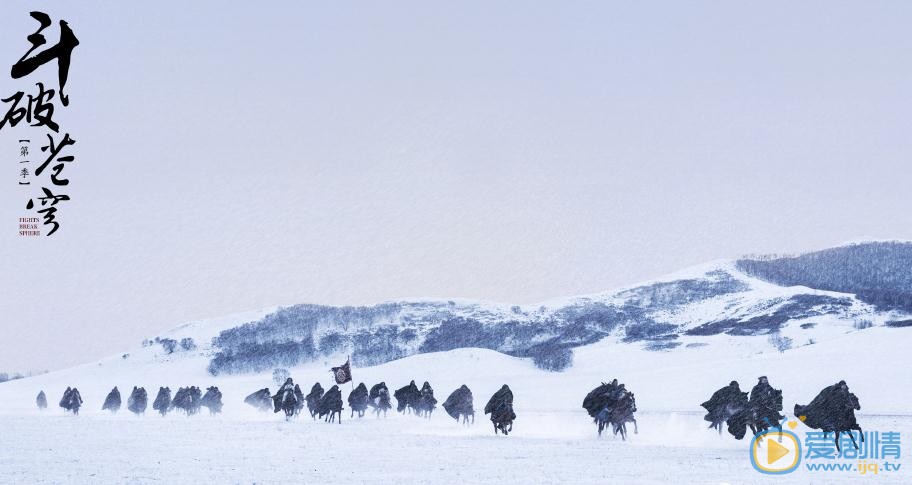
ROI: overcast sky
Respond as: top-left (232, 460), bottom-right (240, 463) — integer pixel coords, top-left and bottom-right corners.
top-left (1, 1), bottom-right (910, 372)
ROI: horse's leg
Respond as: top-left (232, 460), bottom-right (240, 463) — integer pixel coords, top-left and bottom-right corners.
top-left (835, 432), bottom-right (841, 453)
top-left (849, 431), bottom-right (859, 450)
top-left (493, 423), bottom-right (498, 435)
top-left (633, 419), bottom-right (638, 434)
top-left (621, 424), bottom-right (627, 441)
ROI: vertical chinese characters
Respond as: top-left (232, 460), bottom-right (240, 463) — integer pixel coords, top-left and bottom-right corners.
top-left (2, 11), bottom-right (79, 236)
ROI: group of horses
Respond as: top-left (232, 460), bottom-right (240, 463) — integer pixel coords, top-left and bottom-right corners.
top-left (702, 378), bottom-right (864, 451)
top-left (582, 380), bottom-right (638, 440)
top-left (158, 386), bottom-right (223, 416)
top-left (54, 387), bottom-right (83, 415)
top-left (392, 380), bottom-right (438, 418)
top-left (245, 380), bottom-right (349, 423)
top-left (40, 385), bottom-right (223, 416)
top-left (37, 377), bottom-right (862, 449)
top-left (245, 378), bottom-right (515, 435)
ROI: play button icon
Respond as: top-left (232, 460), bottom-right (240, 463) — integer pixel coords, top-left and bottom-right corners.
top-left (750, 430), bottom-right (802, 474)
top-left (767, 439), bottom-right (789, 464)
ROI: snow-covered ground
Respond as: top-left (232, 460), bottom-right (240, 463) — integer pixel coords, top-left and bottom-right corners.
top-left (1, 325), bottom-right (909, 483)
top-left (2, 412), bottom-right (907, 484)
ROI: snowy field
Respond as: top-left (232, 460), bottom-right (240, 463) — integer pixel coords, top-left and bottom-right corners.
top-left (1, 412), bottom-right (909, 484)
top-left (1, 325), bottom-right (910, 483)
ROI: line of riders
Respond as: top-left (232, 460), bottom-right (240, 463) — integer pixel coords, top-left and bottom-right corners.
top-left (701, 377), bottom-right (864, 451)
top-left (244, 378), bottom-right (517, 435)
top-left (581, 376), bottom-right (863, 450)
top-left (47, 385), bottom-right (224, 416)
top-left (39, 376), bottom-right (861, 447)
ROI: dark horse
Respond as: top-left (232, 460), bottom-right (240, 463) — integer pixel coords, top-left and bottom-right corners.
top-left (608, 392), bottom-right (638, 440)
top-left (795, 380), bottom-right (863, 452)
top-left (153, 387), bottom-right (172, 416)
top-left (348, 383), bottom-right (370, 418)
top-left (583, 380), bottom-right (638, 439)
top-left (701, 381), bottom-right (750, 439)
top-left (443, 385), bottom-right (474, 425)
top-left (59, 387), bottom-right (83, 415)
top-left (273, 378), bottom-right (298, 420)
top-left (305, 383), bottom-right (324, 419)
top-left (369, 382), bottom-right (392, 418)
top-left (318, 385), bottom-right (344, 423)
top-left (746, 376), bottom-right (785, 441)
top-left (173, 386), bottom-right (202, 415)
top-left (102, 387), bottom-right (122, 414)
top-left (485, 385), bottom-right (516, 435)
top-left (127, 386), bottom-right (148, 415)
top-left (394, 380), bottom-right (420, 415)
top-left (417, 381), bottom-right (437, 418)
top-left (201, 386), bottom-right (223, 415)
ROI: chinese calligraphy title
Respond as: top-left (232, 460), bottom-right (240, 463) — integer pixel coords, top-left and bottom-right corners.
top-left (1, 11), bottom-right (79, 237)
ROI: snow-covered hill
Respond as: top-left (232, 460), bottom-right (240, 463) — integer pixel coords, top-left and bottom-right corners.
top-left (1, 323), bottom-right (909, 416)
top-left (125, 242), bottom-right (910, 378)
